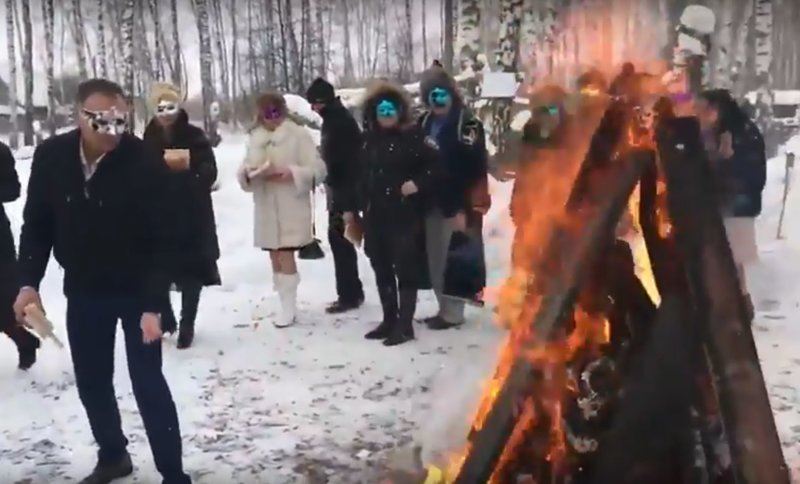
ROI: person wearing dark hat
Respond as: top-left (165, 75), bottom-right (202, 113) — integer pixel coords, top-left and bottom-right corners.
top-left (418, 66), bottom-right (490, 330)
top-left (305, 78), bottom-right (365, 315)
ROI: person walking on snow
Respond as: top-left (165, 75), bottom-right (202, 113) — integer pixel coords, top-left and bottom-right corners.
top-left (1, 141), bottom-right (40, 370)
top-left (343, 82), bottom-right (440, 346)
top-left (143, 83), bottom-right (221, 349)
top-left (238, 92), bottom-right (326, 328)
top-left (418, 65), bottom-right (490, 330)
top-left (305, 78), bottom-right (366, 314)
top-left (13, 79), bottom-right (191, 484)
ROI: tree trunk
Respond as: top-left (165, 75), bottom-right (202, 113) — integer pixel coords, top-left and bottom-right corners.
top-left (403, 0), bottom-right (413, 80)
top-left (42, 0), bottom-right (56, 136)
top-left (5, 0), bottom-right (19, 149)
top-left (195, 0), bottom-right (218, 140)
top-left (276, 0), bottom-right (291, 91)
top-left (712, 0), bottom-right (735, 89)
top-left (70, 0), bottom-right (88, 80)
top-left (443, 0), bottom-right (454, 72)
top-left (21, 0), bottom-right (34, 145)
top-left (457, 0), bottom-right (482, 72)
top-left (147, 0), bottom-right (164, 80)
top-left (230, 0), bottom-right (239, 125)
top-left (491, 0), bottom-right (523, 156)
top-left (136, 0), bottom-right (155, 86)
top-left (342, 0), bottom-right (355, 84)
top-left (383, 0), bottom-right (390, 74)
top-left (210, 0), bottom-right (230, 113)
top-left (266, 0), bottom-right (277, 87)
top-left (754, 0), bottom-right (773, 87)
top-left (421, 0), bottom-right (428, 67)
top-left (121, 0), bottom-right (135, 130)
top-left (315, 0), bottom-right (326, 76)
top-left (96, 0), bottom-right (108, 78)
top-left (171, 0), bottom-right (182, 88)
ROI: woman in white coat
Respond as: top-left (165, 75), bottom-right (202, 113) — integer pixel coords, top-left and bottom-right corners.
top-left (238, 92), bottom-right (326, 327)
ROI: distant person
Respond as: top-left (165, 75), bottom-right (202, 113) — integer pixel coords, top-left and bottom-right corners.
top-left (610, 62), bottom-right (637, 97)
top-left (143, 83), bottom-right (220, 349)
top-left (696, 89), bottom-right (767, 321)
top-left (237, 92), bottom-right (326, 328)
top-left (305, 78), bottom-right (365, 314)
top-left (13, 79), bottom-right (191, 483)
top-left (418, 65), bottom-right (489, 330)
top-left (343, 81), bottom-right (440, 346)
top-left (0, 141), bottom-right (40, 370)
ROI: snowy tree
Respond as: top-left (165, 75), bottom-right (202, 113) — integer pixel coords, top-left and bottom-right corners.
top-left (148, 0), bottom-right (165, 80)
top-left (754, 0), bottom-right (773, 86)
top-left (421, 0), bottom-right (428, 67)
top-left (443, 0), bottom-right (454, 72)
top-left (402, 0), bottom-right (414, 80)
top-left (194, 0), bottom-right (218, 141)
top-left (96, 0), bottom-right (108, 78)
top-left (342, 0), bottom-right (355, 84)
top-left (171, 0), bottom-right (183, 88)
top-left (121, 0), bottom-right (135, 129)
top-left (21, 0), bottom-right (34, 145)
top-left (70, 0), bottom-right (88, 80)
top-left (315, 0), bottom-right (327, 76)
top-left (5, 0), bottom-right (19, 149)
top-left (42, 0), bottom-right (56, 136)
top-left (457, 0), bottom-right (482, 72)
top-left (491, 0), bottom-right (523, 156)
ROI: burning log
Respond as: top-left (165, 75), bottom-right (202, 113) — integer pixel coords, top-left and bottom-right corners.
top-left (656, 117), bottom-right (789, 484)
top-left (453, 147), bottom-right (649, 484)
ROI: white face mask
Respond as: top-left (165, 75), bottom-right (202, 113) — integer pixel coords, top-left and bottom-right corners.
top-left (82, 107), bottom-right (128, 135)
top-left (156, 101), bottom-right (179, 117)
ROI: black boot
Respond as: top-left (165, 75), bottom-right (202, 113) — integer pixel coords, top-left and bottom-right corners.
top-left (10, 327), bottom-right (40, 371)
top-left (366, 284), bottom-right (397, 340)
top-left (177, 286), bottom-right (200, 349)
top-left (161, 293), bottom-right (178, 335)
top-left (79, 452), bottom-right (134, 484)
top-left (384, 289), bottom-right (416, 346)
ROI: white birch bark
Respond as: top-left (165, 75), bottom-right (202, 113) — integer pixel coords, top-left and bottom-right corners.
top-left (5, 0), bottom-right (18, 149)
top-left (754, 0), bottom-right (773, 85)
top-left (195, 0), bottom-right (218, 139)
top-left (42, 0), bottom-right (56, 136)
top-left (70, 0), bottom-right (88, 79)
top-left (96, 0), bottom-right (108, 78)
top-left (342, 0), bottom-right (355, 83)
top-left (457, 0), bottom-right (482, 72)
top-left (121, 0), bottom-right (135, 130)
top-left (21, 0), bottom-right (33, 145)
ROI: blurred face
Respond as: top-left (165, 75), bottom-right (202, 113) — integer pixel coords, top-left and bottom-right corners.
top-left (260, 105), bottom-right (285, 131)
top-left (695, 98), bottom-right (719, 130)
top-left (376, 100), bottom-right (400, 129)
top-left (429, 87), bottom-right (453, 115)
top-left (79, 92), bottom-right (128, 153)
top-left (155, 100), bottom-right (180, 127)
top-left (311, 103), bottom-right (325, 113)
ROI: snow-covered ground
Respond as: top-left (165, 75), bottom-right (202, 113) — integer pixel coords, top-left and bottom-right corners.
top-left (1, 133), bottom-right (799, 483)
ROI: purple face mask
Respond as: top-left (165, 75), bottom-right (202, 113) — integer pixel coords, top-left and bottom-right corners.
top-left (263, 107), bottom-right (283, 121)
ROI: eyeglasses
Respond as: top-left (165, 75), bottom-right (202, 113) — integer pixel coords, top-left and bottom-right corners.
top-left (376, 100), bottom-right (398, 119)
top-left (82, 108), bottom-right (127, 135)
top-left (262, 107), bottom-right (283, 121)
top-left (429, 87), bottom-right (452, 108)
top-left (156, 101), bottom-right (179, 117)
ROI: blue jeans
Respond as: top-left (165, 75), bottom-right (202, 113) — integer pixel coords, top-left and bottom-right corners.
top-left (66, 294), bottom-right (190, 483)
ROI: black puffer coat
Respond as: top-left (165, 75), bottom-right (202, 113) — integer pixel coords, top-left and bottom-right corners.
top-left (143, 111), bottom-right (221, 286)
top-left (0, 142), bottom-right (20, 330)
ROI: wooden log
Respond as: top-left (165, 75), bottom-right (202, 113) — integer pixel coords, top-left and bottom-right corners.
top-left (657, 117), bottom-right (789, 484)
top-left (453, 149), bottom-right (648, 484)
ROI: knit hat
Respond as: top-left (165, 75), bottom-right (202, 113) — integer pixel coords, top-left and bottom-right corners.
top-left (305, 78), bottom-right (336, 104)
top-left (148, 82), bottom-right (182, 111)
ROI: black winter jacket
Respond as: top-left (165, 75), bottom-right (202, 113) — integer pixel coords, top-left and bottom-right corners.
top-left (319, 98), bottom-right (363, 213)
top-left (0, 142), bottom-right (20, 266)
top-left (712, 120), bottom-right (767, 218)
top-left (346, 126), bottom-right (440, 226)
top-left (143, 111), bottom-right (221, 286)
top-left (18, 130), bottom-right (171, 312)
top-left (419, 107), bottom-right (489, 218)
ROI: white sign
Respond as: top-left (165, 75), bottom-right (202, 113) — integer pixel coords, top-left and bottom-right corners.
top-left (481, 72), bottom-right (518, 99)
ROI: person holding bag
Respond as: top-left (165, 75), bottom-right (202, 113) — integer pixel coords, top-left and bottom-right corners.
top-left (143, 83), bottom-right (220, 349)
top-left (343, 81), bottom-right (439, 346)
top-left (237, 92), bottom-right (326, 328)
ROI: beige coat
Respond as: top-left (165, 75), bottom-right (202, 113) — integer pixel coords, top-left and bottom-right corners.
top-left (238, 120), bottom-right (326, 250)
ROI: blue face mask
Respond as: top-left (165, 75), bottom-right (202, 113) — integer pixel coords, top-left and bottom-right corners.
top-left (429, 87), bottom-right (452, 108)
top-left (376, 99), bottom-right (399, 119)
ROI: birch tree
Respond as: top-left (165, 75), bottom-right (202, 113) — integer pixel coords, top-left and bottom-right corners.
top-left (457, 0), bottom-right (482, 72)
top-left (301, 0), bottom-right (312, 86)
top-left (21, 0), bottom-right (34, 145)
top-left (121, 0), bottom-right (135, 130)
top-left (171, 0), bottom-right (182, 88)
top-left (42, 0), bottom-right (57, 136)
top-left (195, 0), bottom-right (218, 140)
top-left (148, 0), bottom-right (165, 80)
top-left (315, 0), bottom-right (327, 76)
top-left (402, 0), bottom-right (414, 80)
top-left (443, 0), bottom-right (454, 72)
top-left (284, 0), bottom-right (301, 91)
top-left (712, 0), bottom-right (734, 89)
top-left (230, 0), bottom-right (240, 124)
top-left (342, 0), bottom-right (355, 83)
top-left (421, 0), bottom-right (428, 67)
top-left (70, 0), bottom-right (88, 79)
top-left (5, 0), bottom-right (19, 149)
top-left (96, 0), bottom-right (108, 78)
top-left (491, 0), bottom-right (523, 156)
top-left (754, 0), bottom-right (773, 88)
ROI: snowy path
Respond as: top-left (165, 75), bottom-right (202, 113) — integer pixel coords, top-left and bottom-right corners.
top-left (1, 134), bottom-right (799, 483)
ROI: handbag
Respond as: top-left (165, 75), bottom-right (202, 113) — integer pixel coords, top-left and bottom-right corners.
top-left (442, 231), bottom-right (486, 307)
top-left (298, 178), bottom-right (325, 260)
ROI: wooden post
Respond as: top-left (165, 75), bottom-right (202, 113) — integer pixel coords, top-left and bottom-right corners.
top-left (657, 117), bottom-right (790, 484)
top-left (454, 150), bottom-right (648, 483)
top-left (777, 152), bottom-right (794, 239)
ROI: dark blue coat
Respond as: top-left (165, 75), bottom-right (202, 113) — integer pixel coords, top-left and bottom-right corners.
top-left (712, 120), bottom-right (767, 217)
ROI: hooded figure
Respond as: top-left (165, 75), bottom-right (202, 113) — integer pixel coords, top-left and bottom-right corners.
top-left (418, 66), bottom-right (489, 329)
top-left (305, 78), bottom-right (365, 314)
top-left (143, 82), bottom-right (220, 349)
top-left (342, 81), bottom-right (440, 346)
top-left (0, 141), bottom-right (40, 369)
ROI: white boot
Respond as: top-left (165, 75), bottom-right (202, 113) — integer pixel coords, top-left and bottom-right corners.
top-left (274, 273), bottom-right (299, 328)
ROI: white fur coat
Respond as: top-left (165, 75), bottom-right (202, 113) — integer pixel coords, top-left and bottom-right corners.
top-left (238, 120), bottom-right (326, 250)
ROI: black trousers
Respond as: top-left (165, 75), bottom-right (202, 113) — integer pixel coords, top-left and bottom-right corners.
top-left (366, 219), bottom-right (424, 318)
top-left (161, 281), bottom-right (202, 334)
top-left (66, 294), bottom-right (189, 483)
top-left (328, 211), bottom-right (364, 302)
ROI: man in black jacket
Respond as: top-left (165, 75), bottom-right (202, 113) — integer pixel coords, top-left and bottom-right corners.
top-left (13, 79), bottom-right (191, 484)
top-left (1, 141), bottom-right (40, 370)
top-left (306, 78), bottom-right (365, 314)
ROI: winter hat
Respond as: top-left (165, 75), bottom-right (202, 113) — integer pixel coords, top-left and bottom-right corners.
top-left (420, 66), bottom-right (460, 107)
top-left (305, 78), bottom-right (336, 104)
top-left (149, 82), bottom-right (182, 111)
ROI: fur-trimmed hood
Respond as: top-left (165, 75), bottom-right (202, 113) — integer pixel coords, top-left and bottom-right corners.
top-left (419, 65), bottom-right (462, 107)
top-left (360, 80), bottom-right (414, 131)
